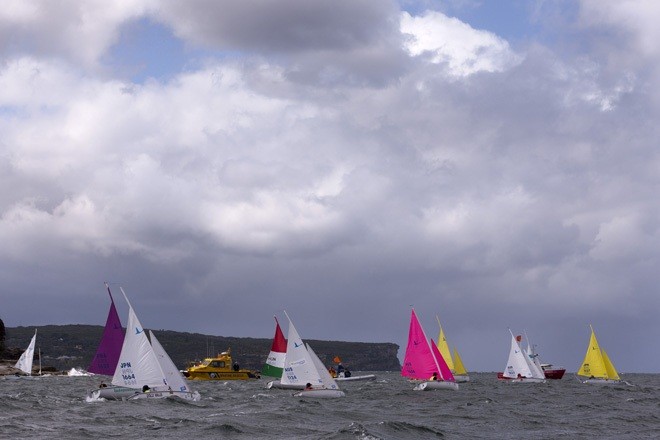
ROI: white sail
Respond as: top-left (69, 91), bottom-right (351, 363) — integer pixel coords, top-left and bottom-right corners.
top-left (14, 330), bottom-right (37, 375)
top-left (149, 330), bottom-right (191, 393)
top-left (503, 330), bottom-right (534, 379)
top-left (280, 312), bottom-right (322, 387)
top-left (306, 344), bottom-right (341, 390)
top-left (112, 290), bottom-right (166, 389)
top-left (524, 334), bottom-right (545, 379)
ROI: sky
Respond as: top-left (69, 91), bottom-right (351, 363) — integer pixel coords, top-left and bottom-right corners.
top-left (1, 0), bottom-right (659, 373)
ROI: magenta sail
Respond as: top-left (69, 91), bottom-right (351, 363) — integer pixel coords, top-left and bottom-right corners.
top-left (430, 338), bottom-right (455, 382)
top-left (401, 309), bottom-right (438, 380)
top-left (88, 284), bottom-right (125, 375)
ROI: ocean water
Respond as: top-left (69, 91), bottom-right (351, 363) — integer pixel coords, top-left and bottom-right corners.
top-left (1, 372), bottom-right (658, 439)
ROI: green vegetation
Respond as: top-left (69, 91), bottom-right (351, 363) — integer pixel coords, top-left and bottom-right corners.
top-left (4, 325), bottom-right (401, 372)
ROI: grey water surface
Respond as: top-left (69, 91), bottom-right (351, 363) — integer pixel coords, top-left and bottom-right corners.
top-left (1, 372), bottom-right (658, 439)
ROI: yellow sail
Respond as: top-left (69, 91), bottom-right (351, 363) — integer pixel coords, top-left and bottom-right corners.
top-left (453, 348), bottom-right (467, 375)
top-left (602, 350), bottom-right (620, 380)
top-left (577, 326), bottom-right (609, 379)
top-left (436, 317), bottom-right (455, 372)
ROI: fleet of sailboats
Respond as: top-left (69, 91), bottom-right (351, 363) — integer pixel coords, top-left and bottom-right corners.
top-left (576, 325), bottom-right (621, 384)
top-left (8, 295), bottom-right (633, 391)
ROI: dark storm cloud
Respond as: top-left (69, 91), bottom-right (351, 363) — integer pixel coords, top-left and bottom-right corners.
top-left (1, 1), bottom-right (660, 373)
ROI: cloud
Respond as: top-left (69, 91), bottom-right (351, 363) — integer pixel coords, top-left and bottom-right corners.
top-left (1, 2), bottom-right (660, 372)
top-left (0, 0), bottom-right (155, 67)
top-left (400, 10), bottom-right (521, 76)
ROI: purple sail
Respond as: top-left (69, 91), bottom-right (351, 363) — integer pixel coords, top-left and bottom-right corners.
top-left (88, 284), bottom-right (125, 375)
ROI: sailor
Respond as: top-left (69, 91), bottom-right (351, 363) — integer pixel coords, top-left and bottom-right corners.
top-left (142, 385), bottom-right (151, 393)
top-left (337, 362), bottom-right (345, 378)
top-left (305, 382), bottom-right (313, 390)
top-left (99, 382), bottom-right (108, 388)
top-left (329, 367), bottom-right (337, 378)
top-left (430, 372), bottom-right (438, 381)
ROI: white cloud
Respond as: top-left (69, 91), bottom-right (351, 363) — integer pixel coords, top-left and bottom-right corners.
top-left (400, 10), bottom-right (521, 76)
top-left (580, 0), bottom-right (660, 58)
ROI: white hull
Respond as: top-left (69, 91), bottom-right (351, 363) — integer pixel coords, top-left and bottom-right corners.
top-left (91, 386), bottom-right (200, 401)
top-left (266, 380), bottom-right (305, 390)
top-left (414, 381), bottom-right (459, 391)
top-left (335, 374), bottom-right (376, 382)
top-left (293, 389), bottom-right (345, 398)
top-left (453, 375), bottom-right (470, 383)
top-left (500, 377), bottom-right (546, 383)
top-left (580, 378), bottom-right (621, 385)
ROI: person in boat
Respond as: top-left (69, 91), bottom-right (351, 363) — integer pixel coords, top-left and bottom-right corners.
top-left (329, 367), bottom-right (337, 378)
top-left (430, 372), bottom-right (438, 381)
top-left (305, 382), bottom-right (313, 390)
top-left (344, 369), bottom-right (351, 378)
top-left (337, 362), bottom-right (345, 377)
top-left (99, 382), bottom-right (108, 388)
top-left (142, 385), bottom-right (151, 393)
top-left (232, 362), bottom-right (240, 372)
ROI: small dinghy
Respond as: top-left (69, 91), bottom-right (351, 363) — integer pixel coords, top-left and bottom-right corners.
top-left (401, 309), bottom-right (459, 391)
top-left (576, 325), bottom-right (622, 385)
top-left (498, 330), bottom-right (546, 383)
top-left (87, 287), bottom-right (200, 402)
top-left (269, 312), bottom-right (345, 398)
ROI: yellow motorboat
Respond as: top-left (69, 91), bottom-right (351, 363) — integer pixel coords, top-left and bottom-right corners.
top-left (183, 348), bottom-right (260, 380)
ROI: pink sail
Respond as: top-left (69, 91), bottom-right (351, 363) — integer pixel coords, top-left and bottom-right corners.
top-left (431, 338), bottom-right (455, 381)
top-left (401, 309), bottom-right (439, 380)
top-left (88, 284), bottom-right (125, 375)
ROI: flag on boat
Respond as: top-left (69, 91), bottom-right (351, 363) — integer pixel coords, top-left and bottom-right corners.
top-left (261, 316), bottom-right (287, 378)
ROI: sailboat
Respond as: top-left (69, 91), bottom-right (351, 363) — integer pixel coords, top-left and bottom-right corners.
top-left (328, 355), bottom-right (376, 382)
top-left (293, 344), bottom-right (345, 398)
top-left (89, 287), bottom-right (200, 401)
top-left (436, 316), bottom-right (470, 382)
top-left (401, 309), bottom-right (458, 391)
top-left (499, 330), bottom-right (546, 383)
top-left (267, 312), bottom-right (345, 397)
top-left (14, 329), bottom-right (37, 376)
top-left (576, 325), bottom-right (621, 384)
top-left (524, 331), bottom-right (565, 380)
top-left (88, 283), bottom-right (125, 376)
top-left (261, 316), bottom-right (287, 378)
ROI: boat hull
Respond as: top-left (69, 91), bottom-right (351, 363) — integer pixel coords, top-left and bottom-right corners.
top-left (335, 374), bottom-right (376, 382)
top-left (453, 375), bottom-right (470, 383)
top-left (414, 381), bottom-right (459, 391)
top-left (91, 386), bottom-right (201, 401)
top-left (580, 378), bottom-right (621, 385)
top-left (184, 370), bottom-right (258, 380)
top-left (266, 380), bottom-right (305, 390)
top-left (293, 389), bottom-right (345, 398)
top-left (497, 373), bottom-right (546, 383)
top-left (542, 368), bottom-right (566, 380)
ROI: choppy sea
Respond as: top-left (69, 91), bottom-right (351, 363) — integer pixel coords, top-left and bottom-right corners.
top-left (1, 372), bottom-right (658, 439)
